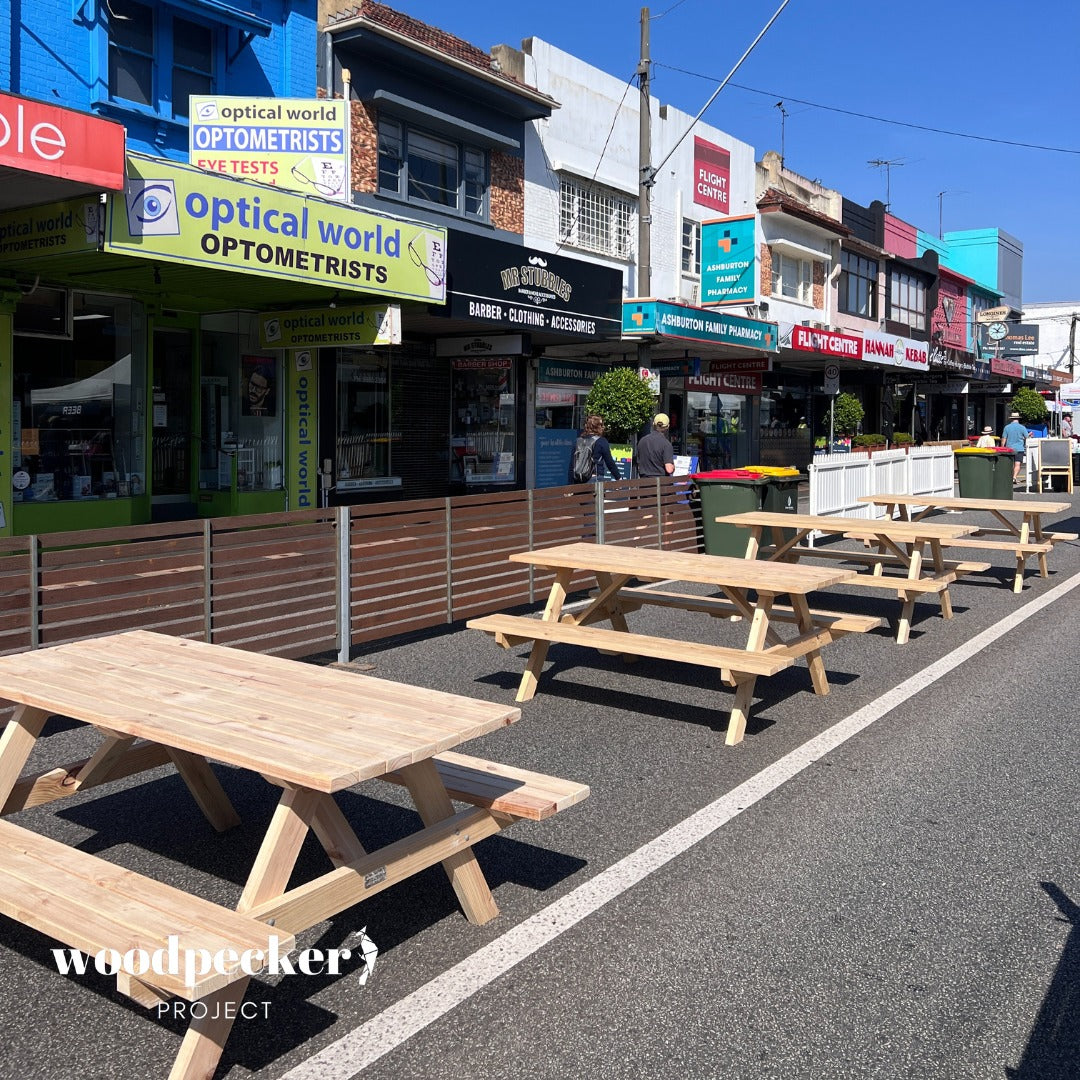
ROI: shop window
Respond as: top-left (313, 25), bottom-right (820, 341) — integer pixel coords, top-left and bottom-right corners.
top-left (335, 350), bottom-right (398, 491)
top-left (838, 250), bottom-right (878, 319)
top-left (770, 250), bottom-right (812, 304)
top-left (108, 0), bottom-right (213, 121)
top-left (12, 293), bottom-right (145, 503)
top-left (559, 177), bottom-right (635, 259)
top-left (450, 359), bottom-right (516, 485)
top-left (378, 118), bottom-right (488, 221)
top-left (685, 391), bottom-right (752, 473)
top-left (890, 269), bottom-right (927, 331)
top-left (200, 313), bottom-right (282, 492)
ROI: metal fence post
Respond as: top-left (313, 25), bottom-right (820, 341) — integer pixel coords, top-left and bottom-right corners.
top-left (29, 535), bottom-right (40, 650)
top-left (337, 506), bottom-right (351, 663)
top-left (527, 488), bottom-right (535, 604)
top-left (656, 477), bottom-right (663, 548)
top-left (445, 497), bottom-right (454, 623)
top-left (595, 481), bottom-right (605, 544)
top-left (203, 520), bottom-right (212, 642)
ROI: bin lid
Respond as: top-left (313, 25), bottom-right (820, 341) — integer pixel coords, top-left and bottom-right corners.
top-left (745, 466), bottom-right (800, 477)
top-left (955, 447), bottom-right (997, 454)
top-left (993, 447), bottom-right (1016, 454)
top-left (690, 469), bottom-right (766, 481)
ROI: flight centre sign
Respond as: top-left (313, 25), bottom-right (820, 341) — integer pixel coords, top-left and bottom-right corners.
top-left (104, 154), bottom-right (446, 303)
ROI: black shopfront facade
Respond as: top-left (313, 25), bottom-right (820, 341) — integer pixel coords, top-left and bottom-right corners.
top-left (317, 229), bottom-right (623, 504)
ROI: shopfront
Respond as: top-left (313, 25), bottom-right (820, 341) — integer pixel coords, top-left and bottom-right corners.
top-left (0, 92), bottom-right (127, 536)
top-left (621, 299), bottom-right (779, 469)
top-left (0, 152), bottom-right (447, 534)
top-left (433, 231), bottom-right (623, 491)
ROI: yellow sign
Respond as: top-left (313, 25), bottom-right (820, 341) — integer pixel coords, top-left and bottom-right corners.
top-left (104, 154), bottom-right (447, 303)
top-left (189, 96), bottom-right (350, 202)
top-left (258, 304), bottom-right (401, 348)
top-left (0, 198), bottom-right (101, 263)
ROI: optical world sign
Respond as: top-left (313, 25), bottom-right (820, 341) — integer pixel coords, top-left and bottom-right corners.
top-left (0, 91), bottom-right (125, 189)
top-left (105, 154), bottom-right (447, 302)
top-left (861, 331), bottom-right (929, 372)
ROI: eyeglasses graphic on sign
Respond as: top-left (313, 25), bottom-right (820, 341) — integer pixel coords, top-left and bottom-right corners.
top-left (125, 179), bottom-right (180, 237)
top-left (408, 234), bottom-right (445, 291)
top-left (194, 100), bottom-right (219, 122)
top-left (290, 158), bottom-right (347, 198)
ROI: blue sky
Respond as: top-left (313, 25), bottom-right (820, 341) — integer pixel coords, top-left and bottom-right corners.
top-left (387, 0), bottom-right (1080, 304)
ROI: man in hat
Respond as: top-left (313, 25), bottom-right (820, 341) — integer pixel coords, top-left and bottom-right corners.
top-left (1062, 411), bottom-right (1074, 441)
top-left (1001, 410), bottom-right (1028, 484)
top-left (976, 425), bottom-right (996, 448)
top-left (634, 413), bottom-right (675, 478)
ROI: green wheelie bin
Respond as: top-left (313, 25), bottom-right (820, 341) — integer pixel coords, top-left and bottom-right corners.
top-left (745, 465), bottom-right (801, 546)
top-left (691, 469), bottom-right (770, 557)
top-left (955, 448), bottom-right (997, 499)
top-left (991, 448), bottom-right (1015, 500)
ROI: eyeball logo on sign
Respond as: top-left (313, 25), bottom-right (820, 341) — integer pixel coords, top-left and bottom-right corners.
top-left (195, 100), bottom-right (219, 122)
top-left (125, 179), bottom-right (180, 237)
top-left (263, 317), bottom-right (282, 344)
top-left (295, 350), bottom-right (312, 371)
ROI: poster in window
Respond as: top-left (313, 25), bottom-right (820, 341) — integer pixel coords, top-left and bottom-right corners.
top-left (242, 356), bottom-right (276, 417)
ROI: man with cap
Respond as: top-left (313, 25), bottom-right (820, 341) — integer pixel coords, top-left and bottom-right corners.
top-left (1001, 410), bottom-right (1028, 485)
top-left (1062, 411), bottom-right (1074, 441)
top-left (634, 413), bottom-right (675, 478)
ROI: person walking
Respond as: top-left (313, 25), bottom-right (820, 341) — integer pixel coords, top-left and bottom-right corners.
top-left (1062, 411), bottom-right (1074, 440)
top-left (634, 413), bottom-right (675, 478)
top-left (1001, 410), bottom-right (1029, 485)
top-left (569, 413), bottom-right (621, 484)
top-left (976, 425), bottom-right (996, 448)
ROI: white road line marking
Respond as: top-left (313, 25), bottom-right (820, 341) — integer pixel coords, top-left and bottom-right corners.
top-left (280, 569), bottom-right (1080, 1079)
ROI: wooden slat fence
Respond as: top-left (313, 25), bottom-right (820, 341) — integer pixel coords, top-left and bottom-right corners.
top-left (0, 478), bottom-right (705, 721)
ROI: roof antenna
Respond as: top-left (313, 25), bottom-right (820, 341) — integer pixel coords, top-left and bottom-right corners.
top-left (775, 101), bottom-right (788, 167)
top-left (867, 158), bottom-right (905, 211)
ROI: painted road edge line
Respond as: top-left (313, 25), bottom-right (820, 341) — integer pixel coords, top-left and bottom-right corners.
top-left (280, 568), bottom-right (1080, 1079)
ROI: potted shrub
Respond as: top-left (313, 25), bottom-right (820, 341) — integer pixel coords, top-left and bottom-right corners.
top-left (832, 392), bottom-right (864, 438)
top-left (1010, 386), bottom-right (1049, 436)
top-left (583, 366), bottom-right (657, 475)
top-left (852, 433), bottom-right (887, 454)
top-left (891, 432), bottom-right (914, 451)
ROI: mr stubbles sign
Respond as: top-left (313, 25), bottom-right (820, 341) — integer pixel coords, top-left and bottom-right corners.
top-left (105, 154), bottom-right (447, 303)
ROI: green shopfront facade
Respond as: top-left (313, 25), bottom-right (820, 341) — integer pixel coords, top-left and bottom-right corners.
top-left (0, 154), bottom-right (446, 537)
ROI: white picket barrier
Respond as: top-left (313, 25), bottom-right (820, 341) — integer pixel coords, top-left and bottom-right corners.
top-left (809, 445), bottom-right (955, 531)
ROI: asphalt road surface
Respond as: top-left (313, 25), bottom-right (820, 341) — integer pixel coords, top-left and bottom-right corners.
top-left (1, 493), bottom-right (1077, 1080)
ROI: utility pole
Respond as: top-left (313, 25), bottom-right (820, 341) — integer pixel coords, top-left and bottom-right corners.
top-left (1070, 313), bottom-right (1077, 379)
top-left (637, 6), bottom-right (653, 374)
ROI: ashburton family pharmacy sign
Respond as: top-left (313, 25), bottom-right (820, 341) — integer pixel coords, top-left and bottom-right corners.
top-left (104, 154), bottom-right (447, 303)
top-left (622, 298), bottom-right (777, 352)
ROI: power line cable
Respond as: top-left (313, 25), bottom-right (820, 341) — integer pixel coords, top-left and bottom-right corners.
top-left (656, 64), bottom-right (1080, 155)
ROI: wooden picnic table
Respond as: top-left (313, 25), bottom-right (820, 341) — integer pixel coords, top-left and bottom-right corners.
top-left (0, 630), bottom-right (588, 1080)
top-left (859, 493), bottom-right (1075, 593)
top-left (719, 510), bottom-right (984, 645)
top-left (469, 541), bottom-right (880, 747)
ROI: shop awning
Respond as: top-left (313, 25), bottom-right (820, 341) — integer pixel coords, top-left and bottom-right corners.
top-left (0, 91), bottom-right (126, 211)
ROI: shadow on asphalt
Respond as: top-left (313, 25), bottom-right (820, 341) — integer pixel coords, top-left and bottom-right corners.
top-left (1006, 882), bottom-right (1080, 1079)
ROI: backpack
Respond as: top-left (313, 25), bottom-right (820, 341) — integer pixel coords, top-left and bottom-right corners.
top-left (571, 435), bottom-right (597, 483)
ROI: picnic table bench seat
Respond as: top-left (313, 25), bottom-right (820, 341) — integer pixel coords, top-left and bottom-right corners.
top-left (469, 613), bottom-right (797, 679)
top-left (0, 817), bottom-right (288, 1005)
top-left (612, 586), bottom-right (883, 635)
top-left (755, 543), bottom-right (992, 578)
top-left (382, 751), bottom-right (589, 822)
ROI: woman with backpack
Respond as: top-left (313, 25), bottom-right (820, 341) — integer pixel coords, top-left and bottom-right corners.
top-left (569, 414), bottom-right (621, 484)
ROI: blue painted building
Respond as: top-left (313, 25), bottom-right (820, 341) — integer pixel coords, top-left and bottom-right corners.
top-left (2, 0), bottom-right (316, 158)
